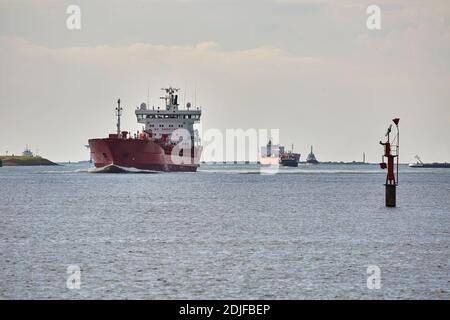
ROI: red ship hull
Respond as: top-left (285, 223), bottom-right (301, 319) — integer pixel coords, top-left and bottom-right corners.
top-left (88, 137), bottom-right (201, 172)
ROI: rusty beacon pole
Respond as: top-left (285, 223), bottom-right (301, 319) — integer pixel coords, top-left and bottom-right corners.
top-left (379, 118), bottom-right (400, 207)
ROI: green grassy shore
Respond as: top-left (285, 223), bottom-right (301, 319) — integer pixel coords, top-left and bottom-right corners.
top-left (0, 155), bottom-right (58, 166)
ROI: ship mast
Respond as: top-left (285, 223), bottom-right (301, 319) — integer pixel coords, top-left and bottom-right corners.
top-left (160, 87), bottom-right (180, 110)
top-left (115, 98), bottom-right (123, 135)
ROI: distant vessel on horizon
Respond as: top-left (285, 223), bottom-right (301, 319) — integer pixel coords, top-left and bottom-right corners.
top-left (260, 141), bottom-right (300, 167)
top-left (409, 155), bottom-right (450, 168)
top-left (260, 140), bottom-right (282, 166)
top-left (22, 145), bottom-right (33, 157)
top-left (306, 146), bottom-right (319, 164)
top-left (280, 144), bottom-right (300, 167)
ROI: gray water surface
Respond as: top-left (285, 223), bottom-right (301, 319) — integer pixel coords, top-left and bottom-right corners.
top-left (0, 164), bottom-right (449, 299)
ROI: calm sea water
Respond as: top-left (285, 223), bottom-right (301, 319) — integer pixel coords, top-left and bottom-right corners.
top-left (0, 163), bottom-right (449, 299)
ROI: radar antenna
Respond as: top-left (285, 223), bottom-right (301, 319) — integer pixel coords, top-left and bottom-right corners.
top-left (160, 87), bottom-right (180, 109)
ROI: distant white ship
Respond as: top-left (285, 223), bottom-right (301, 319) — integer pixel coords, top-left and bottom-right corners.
top-left (409, 155), bottom-right (424, 167)
top-left (260, 140), bottom-right (283, 166)
top-left (22, 145), bottom-right (33, 157)
top-left (260, 140), bottom-right (300, 167)
top-left (409, 155), bottom-right (450, 168)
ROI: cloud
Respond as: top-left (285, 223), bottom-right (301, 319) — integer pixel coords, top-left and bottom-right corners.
top-left (3, 35), bottom-right (447, 91)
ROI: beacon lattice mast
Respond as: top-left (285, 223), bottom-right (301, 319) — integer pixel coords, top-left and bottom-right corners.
top-left (379, 118), bottom-right (400, 207)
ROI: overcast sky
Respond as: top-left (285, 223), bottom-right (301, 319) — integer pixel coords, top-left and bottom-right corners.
top-left (0, 0), bottom-right (449, 162)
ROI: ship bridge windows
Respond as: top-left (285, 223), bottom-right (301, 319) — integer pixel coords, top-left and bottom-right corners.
top-left (138, 113), bottom-right (199, 120)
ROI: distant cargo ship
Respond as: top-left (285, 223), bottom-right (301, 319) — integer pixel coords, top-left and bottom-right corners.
top-left (409, 155), bottom-right (450, 168)
top-left (260, 141), bottom-right (301, 167)
top-left (88, 87), bottom-right (202, 172)
top-left (280, 144), bottom-right (300, 167)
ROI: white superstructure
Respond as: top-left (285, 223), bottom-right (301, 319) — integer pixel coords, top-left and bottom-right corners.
top-left (135, 87), bottom-right (201, 145)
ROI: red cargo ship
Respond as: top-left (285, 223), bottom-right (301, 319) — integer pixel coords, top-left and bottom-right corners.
top-left (88, 87), bottom-right (202, 172)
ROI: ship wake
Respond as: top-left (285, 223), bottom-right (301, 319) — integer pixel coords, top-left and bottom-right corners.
top-left (89, 164), bottom-right (160, 174)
